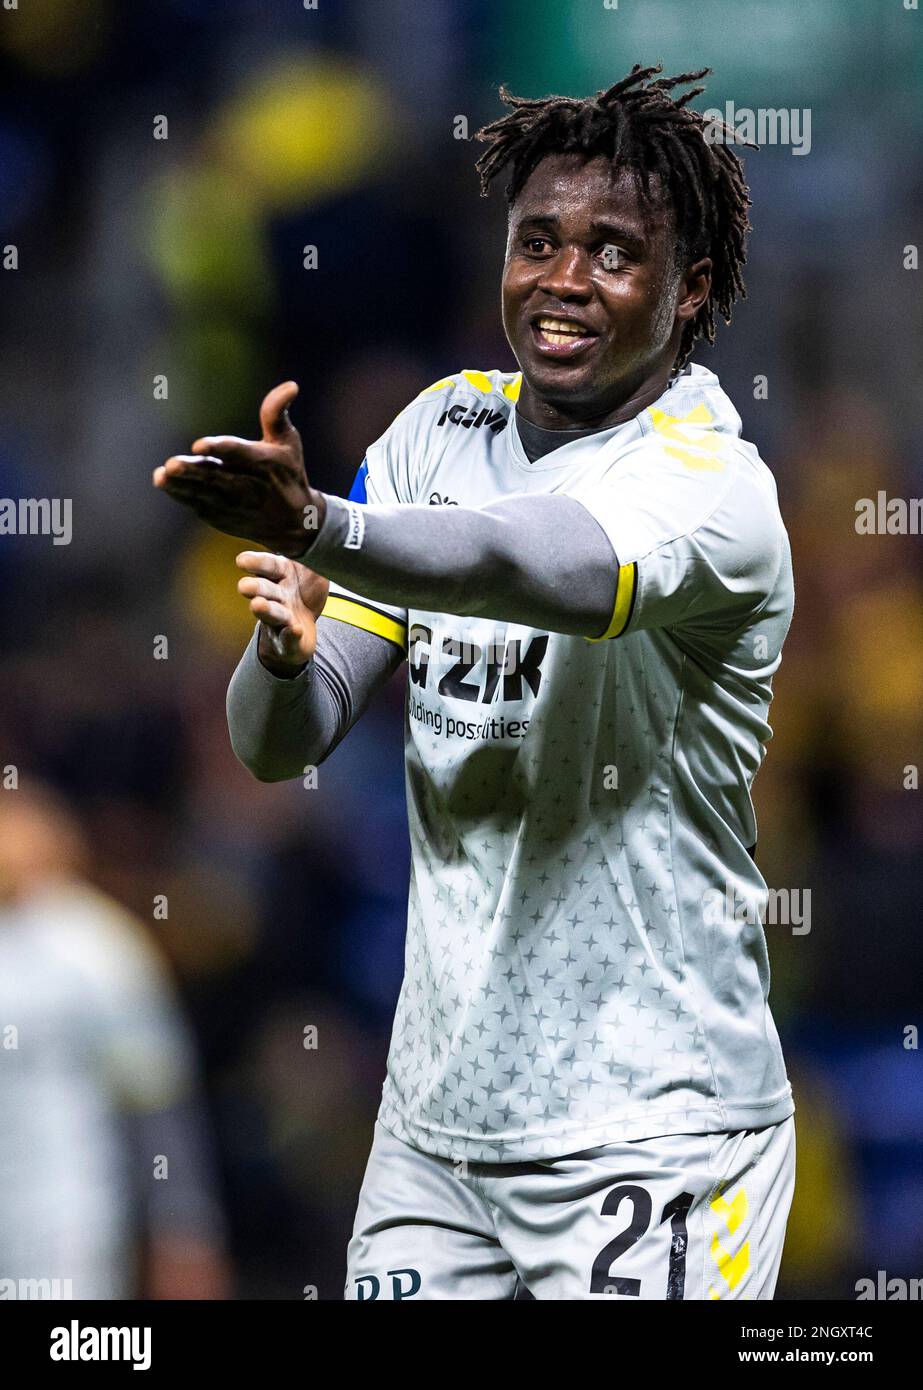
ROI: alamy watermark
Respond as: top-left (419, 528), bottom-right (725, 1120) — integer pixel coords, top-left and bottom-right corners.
top-left (702, 102), bottom-right (811, 156)
top-left (855, 491), bottom-right (923, 535)
top-left (0, 1275), bottom-right (74, 1299)
top-left (0, 497), bottom-right (72, 545)
top-left (50, 1319), bottom-right (151, 1370)
top-left (855, 1271), bottom-right (923, 1300)
top-left (703, 881), bottom-right (811, 935)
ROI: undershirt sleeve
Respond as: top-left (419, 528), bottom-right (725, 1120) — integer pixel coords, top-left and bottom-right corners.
top-left (299, 491), bottom-right (619, 639)
top-left (226, 616), bottom-right (404, 783)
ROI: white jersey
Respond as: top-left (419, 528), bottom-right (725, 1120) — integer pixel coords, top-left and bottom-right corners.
top-left (324, 363), bottom-right (795, 1162)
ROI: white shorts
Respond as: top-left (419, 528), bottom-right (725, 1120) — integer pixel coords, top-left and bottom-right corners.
top-left (346, 1116), bottom-right (796, 1300)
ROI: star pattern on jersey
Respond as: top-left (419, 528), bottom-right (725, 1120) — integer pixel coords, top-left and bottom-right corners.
top-left (379, 628), bottom-right (718, 1162)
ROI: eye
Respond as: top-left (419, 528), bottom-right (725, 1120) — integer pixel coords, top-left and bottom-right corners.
top-left (522, 236), bottom-right (553, 256)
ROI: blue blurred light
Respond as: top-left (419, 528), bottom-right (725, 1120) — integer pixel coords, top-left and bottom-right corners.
top-left (0, 122), bottom-right (50, 235)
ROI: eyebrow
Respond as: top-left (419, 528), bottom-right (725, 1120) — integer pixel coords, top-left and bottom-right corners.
top-left (513, 213), bottom-right (647, 249)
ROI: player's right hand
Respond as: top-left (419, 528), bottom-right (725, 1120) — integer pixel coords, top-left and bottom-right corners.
top-left (236, 550), bottom-right (330, 676)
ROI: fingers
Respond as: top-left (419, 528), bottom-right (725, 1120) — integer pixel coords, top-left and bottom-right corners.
top-left (153, 457), bottom-right (257, 531)
top-left (153, 454), bottom-right (223, 487)
top-left (235, 553), bottom-right (298, 633)
top-left (237, 575), bottom-right (283, 603)
top-left (259, 380), bottom-right (299, 443)
top-left (235, 550), bottom-right (288, 580)
top-left (189, 436), bottom-right (267, 468)
top-left (237, 555), bottom-right (305, 648)
top-left (247, 595), bottom-right (298, 631)
top-left (155, 456), bottom-right (264, 505)
top-left (153, 468), bottom-right (261, 539)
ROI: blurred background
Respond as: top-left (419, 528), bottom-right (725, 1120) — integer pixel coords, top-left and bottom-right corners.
top-left (0, 0), bottom-right (921, 1299)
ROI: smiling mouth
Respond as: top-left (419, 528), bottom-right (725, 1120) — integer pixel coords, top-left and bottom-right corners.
top-left (530, 315), bottom-right (599, 354)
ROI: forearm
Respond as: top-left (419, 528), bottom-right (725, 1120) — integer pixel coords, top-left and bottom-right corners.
top-left (226, 620), bottom-right (400, 781)
top-left (299, 492), bottom-right (617, 636)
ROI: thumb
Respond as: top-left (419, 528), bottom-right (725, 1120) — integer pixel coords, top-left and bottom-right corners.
top-left (260, 380), bottom-right (300, 443)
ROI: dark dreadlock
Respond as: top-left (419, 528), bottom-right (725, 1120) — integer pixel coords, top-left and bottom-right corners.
top-left (474, 64), bottom-right (754, 371)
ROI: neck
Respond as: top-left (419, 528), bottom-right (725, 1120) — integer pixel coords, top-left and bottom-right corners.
top-left (518, 362), bottom-right (680, 431)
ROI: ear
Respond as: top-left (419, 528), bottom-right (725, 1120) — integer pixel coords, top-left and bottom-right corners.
top-left (676, 256), bottom-right (712, 323)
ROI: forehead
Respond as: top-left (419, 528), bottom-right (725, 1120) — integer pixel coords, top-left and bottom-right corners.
top-left (510, 152), bottom-right (667, 232)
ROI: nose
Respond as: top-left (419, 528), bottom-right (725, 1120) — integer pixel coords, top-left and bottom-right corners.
top-left (536, 245), bottom-right (593, 301)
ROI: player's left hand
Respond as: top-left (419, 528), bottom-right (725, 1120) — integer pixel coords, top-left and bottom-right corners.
top-left (153, 381), bottom-right (323, 558)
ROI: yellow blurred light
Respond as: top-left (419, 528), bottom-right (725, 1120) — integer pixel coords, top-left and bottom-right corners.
top-left (827, 580), bottom-right (923, 788)
top-left (835, 581), bottom-right (923, 720)
top-left (144, 167), bottom-right (272, 310)
top-left (781, 1072), bottom-right (858, 1285)
top-left (211, 56), bottom-right (396, 210)
top-left (176, 529), bottom-right (269, 657)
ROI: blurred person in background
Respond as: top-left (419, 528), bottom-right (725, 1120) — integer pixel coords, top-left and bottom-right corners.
top-left (0, 784), bottom-right (229, 1299)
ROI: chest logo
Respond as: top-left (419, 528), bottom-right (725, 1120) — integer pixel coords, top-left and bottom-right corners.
top-left (437, 403), bottom-right (507, 434)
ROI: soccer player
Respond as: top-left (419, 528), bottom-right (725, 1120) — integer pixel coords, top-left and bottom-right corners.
top-left (155, 65), bottom-right (796, 1300)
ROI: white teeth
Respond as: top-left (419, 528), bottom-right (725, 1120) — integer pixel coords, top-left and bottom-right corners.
top-left (536, 317), bottom-right (590, 344)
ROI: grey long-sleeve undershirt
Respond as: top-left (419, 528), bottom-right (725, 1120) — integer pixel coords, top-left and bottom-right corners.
top-left (227, 617), bottom-right (403, 781)
top-left (301, 491), bottom-right (617, 636)
top-left (227, 490), bottom-right (617, 782)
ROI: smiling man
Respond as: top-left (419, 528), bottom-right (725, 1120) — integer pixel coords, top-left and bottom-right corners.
top-left (155, 64), bottom-right (796, 1301)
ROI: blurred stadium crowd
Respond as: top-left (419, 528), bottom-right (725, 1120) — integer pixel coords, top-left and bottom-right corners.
top-left (0, 0), bottom-right (921, 1298)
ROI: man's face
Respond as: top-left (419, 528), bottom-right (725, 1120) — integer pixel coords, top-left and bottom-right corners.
top-left (501, 153), bottom-right (703, 422)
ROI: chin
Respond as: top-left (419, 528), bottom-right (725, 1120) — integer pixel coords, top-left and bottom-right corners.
top-left (522, 352), bottom-right (589, 382)
top-left (525, 359), bottom-right (598, 399)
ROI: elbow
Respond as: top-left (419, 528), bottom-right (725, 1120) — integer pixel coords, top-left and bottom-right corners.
top-left (228, 730), bottom-right (332, 783)
top-left (227, 731), bottom-right (295, 784)
top-left (235, 756), bottom-right (301, 784)
top-left (225, 688), bottom-right (304, 782)
top-left (247, 764), bottom-right (294, 785)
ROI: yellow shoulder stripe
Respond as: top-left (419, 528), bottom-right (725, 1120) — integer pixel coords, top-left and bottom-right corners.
top-left (419, 370), bottom-right (522, 402)
top-left (647, 404), bottom-right (725, 472)
top-left (585, 562), bottom-right (637, 642)
top-left (461, 369), bottom-right (494, 394)
top-left (320, 594), bottom-right (407, 650)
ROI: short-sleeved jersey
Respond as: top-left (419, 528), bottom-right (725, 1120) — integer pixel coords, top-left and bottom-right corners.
top-left (323, 363), bottom-right (795, 1162)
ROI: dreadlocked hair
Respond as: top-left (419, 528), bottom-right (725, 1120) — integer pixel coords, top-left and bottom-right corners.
top-left (474, 64), bottom-right (754, 371)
